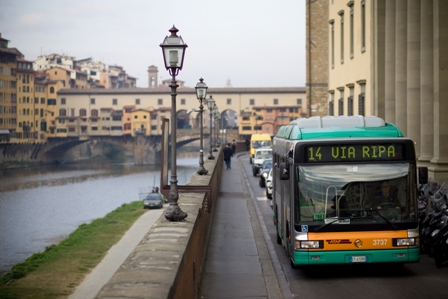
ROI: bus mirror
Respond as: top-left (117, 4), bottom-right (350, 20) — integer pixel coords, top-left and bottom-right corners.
top-left (279, 162), bottom-right (289, 180)
top-left (418, 167), bottom-right (428, 184)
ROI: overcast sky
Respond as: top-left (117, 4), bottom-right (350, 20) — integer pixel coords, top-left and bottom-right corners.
top-left (0, 0), bottom-right (306, 88)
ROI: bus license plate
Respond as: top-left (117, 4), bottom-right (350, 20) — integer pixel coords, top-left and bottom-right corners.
top-left (350, 256), bottom-right (367, 263)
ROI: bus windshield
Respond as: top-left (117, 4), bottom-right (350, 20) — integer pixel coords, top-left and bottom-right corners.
top-left (296, 163), bottom-right (417, 225)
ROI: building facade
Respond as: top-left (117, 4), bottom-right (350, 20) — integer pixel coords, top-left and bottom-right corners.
top-left (309, 0), bottom-right (448, 181)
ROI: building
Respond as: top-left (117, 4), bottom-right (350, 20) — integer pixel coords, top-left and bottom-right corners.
top-left (0, 33), bottom-right (18, 137)
top-left (56, 84), bottom-right (306, 139)
top-left (308, 0), bottom-right (448, 181)
top-left (306, 0), bottom-right (329, 117)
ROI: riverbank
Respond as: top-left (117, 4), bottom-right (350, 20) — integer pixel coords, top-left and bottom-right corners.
top-left (0, 201), bottom-right (146, 299)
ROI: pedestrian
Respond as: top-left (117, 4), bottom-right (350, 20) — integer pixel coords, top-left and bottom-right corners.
top-left (223, 143), bottom-right (233, 169)
top-left (231, 139), bottom-right (236, 155)
top-left (245, 138), bottom-right (250, 151)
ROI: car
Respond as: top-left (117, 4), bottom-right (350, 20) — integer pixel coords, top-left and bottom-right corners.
top-left (259, 158), bottom-right (272, 187)
top-left (143, 193), bottom-right (165, 209)
top-left (265, 168), bottom-right (273, 200)
top-left (252, 147), bottom-right (272, 176)
top-left (249, 133), bottom-right (272, 164)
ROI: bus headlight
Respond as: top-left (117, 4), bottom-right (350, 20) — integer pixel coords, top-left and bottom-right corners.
top-left (296, 240), bottom-right (322, 249)
top-left (394, 238), bottom-right (418, 246)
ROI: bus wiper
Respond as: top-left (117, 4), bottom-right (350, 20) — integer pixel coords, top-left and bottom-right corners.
top-left (362, 209), bottom-right (397, 229)
top-left (315, 217), bottom-right (348, 231)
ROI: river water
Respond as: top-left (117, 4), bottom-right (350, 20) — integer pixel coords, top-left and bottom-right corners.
top-left (0, 155), bottom-right (198, 276)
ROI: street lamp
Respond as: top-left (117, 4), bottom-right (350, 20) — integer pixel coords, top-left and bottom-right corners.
top-left (195, 78), bottom-right (208, 175)
top-left (160, 25), bottom-right (188, 221)
top-left (213, 106), bottom-right (219, 151)
top-left (207, 95), bottom-right (215, 160)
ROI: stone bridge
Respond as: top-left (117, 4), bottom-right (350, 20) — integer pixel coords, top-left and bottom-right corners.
top-left (0, 129), bottom-right (208, 166)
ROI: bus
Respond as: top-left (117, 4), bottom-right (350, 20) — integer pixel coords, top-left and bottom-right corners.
top-left (272, 116), bottom-right (428, 268)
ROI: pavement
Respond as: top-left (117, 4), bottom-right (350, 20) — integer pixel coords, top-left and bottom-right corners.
top-left (69, 152), bottom-right (290, 299)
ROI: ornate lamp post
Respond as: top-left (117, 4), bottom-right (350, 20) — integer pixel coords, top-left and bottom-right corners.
top-left (195, 78), bottom-right (208, 175)
top-left (213, 106), bottom-right (219, 151)
top-left (207, 95), bottom-right (215, 160)
top-left (160, 25), bottom-right (188, 221)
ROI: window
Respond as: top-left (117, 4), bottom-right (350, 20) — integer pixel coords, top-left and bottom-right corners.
top-left (59, 109), bottom-right (67, 116)
top-left (180, 98), bottom-right (185, 105)
top-left (344, 84), bottom-right (353, 115)
top-left (90, 98), bottom-right (95, 105)
top-left (48, 99), bottom-right (56, 105)
top-left (113, 98), bottom-right (117, 105)
top-left (266, 109), bottom-right (273, 113)
top-left (339, 10), bottom-right (344, 64)
top-left (357, 80), bottom-right (366, 115)
top-left (297, 98), bottom-right (302, 105)
top-left (338, 88), bottom-right (344, 115)
top-left (61, 98), bottom-right (66, 105)
top-left (91, 109), bottom-right (98, 117)
top-left (50, 87), bottom-right (55, 93)
top-left (227, 98), bottom-right (232, 105)
top-left (80, 109), bottom-right (87, 117)
top-left (0, 80), bottom-right (2, 88)
top-left (158, 98), bottom-right (163, 105)
top-left (329, 19), bottom-right (335, 68)
top-left (41, 98), bottom-right (45, 104)
top-left (250, 99), bottom-right (255, 105)
top-left (328, 91), bottom-right (335, 116)
top-left (347, 96), bottom-right (353, 116)
top-left (242, 126), bottom-right (251, 131)
top-left (361, 0), bottom-right (366, 52)
top-left (358, 94), bottom-right (365, 115)
top-left (273, 99), bottom-right (278, 105)
top-left (34, 97), bottom-right (38, 104)
top-left (136, 98), bottom-right (140, 105)
top-left (348, 1), bottom-right (354, 59)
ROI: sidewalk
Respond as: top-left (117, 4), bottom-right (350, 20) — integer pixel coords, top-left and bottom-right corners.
top-left (198, 153), bottom-right (283, 298)
top-left (68, 209), bottom-right (164, 299)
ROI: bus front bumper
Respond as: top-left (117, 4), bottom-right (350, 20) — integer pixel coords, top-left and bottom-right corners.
top-left (293, 248), bottom-right (420, 265)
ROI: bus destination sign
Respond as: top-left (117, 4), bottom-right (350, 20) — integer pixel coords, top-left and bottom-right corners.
top-left (306, 144), bottom-right (404, 162)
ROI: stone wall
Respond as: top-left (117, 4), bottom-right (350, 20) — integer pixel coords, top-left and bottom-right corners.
top-left (95, 148), bottom-right (224, 299)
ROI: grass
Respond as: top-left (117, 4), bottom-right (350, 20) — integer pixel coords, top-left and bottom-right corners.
top-left (0, 201), bottom-right (146, 299)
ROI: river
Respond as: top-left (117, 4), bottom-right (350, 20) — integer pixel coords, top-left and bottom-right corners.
top-left (0, 155), bottom-right (198, 276)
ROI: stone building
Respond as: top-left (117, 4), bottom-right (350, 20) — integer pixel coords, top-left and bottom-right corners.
top-left (308, 0), bottom-right (448, 180)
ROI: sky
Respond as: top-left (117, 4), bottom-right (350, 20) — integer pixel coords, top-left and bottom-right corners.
top-left (0, 0), bottom-right (306, 88)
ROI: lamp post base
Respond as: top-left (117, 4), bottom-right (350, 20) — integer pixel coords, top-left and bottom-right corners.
top-left (165, 204), bottom-right (188, 221)
top-left (196, 166), bottom-right (208, 175)
top-left (208, 154), bottom-right (215, 160)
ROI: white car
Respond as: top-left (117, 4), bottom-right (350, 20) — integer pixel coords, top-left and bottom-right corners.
top-left (252, 147), bottom-right (272, 176)
top-left (265, 168), bottom-right (273, 200)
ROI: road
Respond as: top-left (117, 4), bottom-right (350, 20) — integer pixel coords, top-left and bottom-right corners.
top-left (238, 153), bottom-right (448, 299)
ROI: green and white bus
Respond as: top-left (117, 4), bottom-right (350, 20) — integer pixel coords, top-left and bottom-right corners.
top-left (272, 116), bottom-right (428, 268)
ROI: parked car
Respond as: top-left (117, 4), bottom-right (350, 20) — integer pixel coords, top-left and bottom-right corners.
top-left (265, 168), bottom-right (273, 200)
top-left (143, 193), bottom-right (164, 209)
top-left (259, 158), bottom-right (272, 187)
top-left (252, 147), bottom-right (272, 176)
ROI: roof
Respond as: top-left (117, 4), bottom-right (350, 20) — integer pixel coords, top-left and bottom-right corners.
top-left (57, 86), bottom-right (305, 96)
top-left (276, 116), bottom-right (404, 140)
